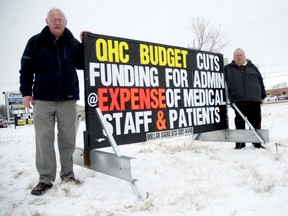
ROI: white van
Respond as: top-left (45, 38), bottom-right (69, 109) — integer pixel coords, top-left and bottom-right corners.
top-left (264, 95), bottom-right (278, 103)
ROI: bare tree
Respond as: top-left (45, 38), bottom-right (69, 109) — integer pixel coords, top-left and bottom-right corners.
top-left (272, 81), bottom-right (288, 89)
top-left (188, 17), bottom-right (228, 53)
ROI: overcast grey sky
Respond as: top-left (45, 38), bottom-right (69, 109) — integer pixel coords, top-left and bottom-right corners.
top-left (1, 0), bottom-right (288, 105)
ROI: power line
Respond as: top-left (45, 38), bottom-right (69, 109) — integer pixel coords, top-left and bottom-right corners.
top-left (228, 9), bottom-right (288, 33)
top-left (264, 74), bottom-right (288, 79)
top-left (262, 69), bottom-right (288, 75)
top-left (226, 9), bottom-right (288, 38)
top-left (260, 62), bottom-right (288, 68)
top-left (262, 71), bottom-right (288, 76)
top-left (73, 0), bottom-right (107, 32)
top-left (89, 1), bottom-right (123, 27)
top-left (118, 0), bottom-right (172, 34)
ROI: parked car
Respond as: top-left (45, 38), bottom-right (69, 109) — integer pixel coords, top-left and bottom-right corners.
top-left (0, 114), bottom-right (8, 128)
top-left (278, 94), bottom-right (288, 101)
top-left (264, 94), bottom-right (278, 103)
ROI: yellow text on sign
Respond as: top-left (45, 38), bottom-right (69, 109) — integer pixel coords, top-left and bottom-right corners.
top-left (139, 44), bottom-right (188, 68)
top-left (95, 38), bottom-right (129, 63)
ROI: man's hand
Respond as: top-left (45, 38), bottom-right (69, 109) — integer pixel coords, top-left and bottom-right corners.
top-left (22, 96), bottom-right (34, 109)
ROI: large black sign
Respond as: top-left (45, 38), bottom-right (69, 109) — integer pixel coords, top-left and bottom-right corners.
top-left (83, 33), bottom-right (227, 150)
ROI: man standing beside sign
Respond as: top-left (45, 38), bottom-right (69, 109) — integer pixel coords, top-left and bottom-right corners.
top-left (224, 48), bottom-right (266, 149)
top-left (19, 8), bottom-right (84, 195)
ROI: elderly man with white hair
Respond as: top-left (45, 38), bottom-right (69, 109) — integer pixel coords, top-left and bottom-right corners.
top-left (19, 7), bottom-right (85, 195)
top-left (224, 48), bottom-right (266, 150)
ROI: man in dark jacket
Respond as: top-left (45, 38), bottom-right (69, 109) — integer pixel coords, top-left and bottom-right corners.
top-left (19, 8), bottom-right (84, 195)
top-left (224, 48), bottom-right (266, 149)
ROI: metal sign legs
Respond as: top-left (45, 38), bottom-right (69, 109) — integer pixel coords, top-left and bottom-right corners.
top-left (231, 103), bottom-right (266, 144)
top-left (195, 103), bottom-right (269, 144)
top-left (73, 109), bottom-right (143, 200)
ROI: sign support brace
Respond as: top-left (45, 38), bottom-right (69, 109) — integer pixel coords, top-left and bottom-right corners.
top-left (231, 103), bottom-right (266, 144)
top-left (194, 103), bottom-right (269, 144)
top-left (74, 109), bottom-right (144, 201)
top-left (95, 108), bottom-right (143, 200)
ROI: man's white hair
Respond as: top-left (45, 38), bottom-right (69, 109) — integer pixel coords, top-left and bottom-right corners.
top-left (46, 7), bottom-right (66, 20)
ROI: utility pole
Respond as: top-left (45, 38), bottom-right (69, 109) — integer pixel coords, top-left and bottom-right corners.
top-left (2, 91), bottom-right (10, 124)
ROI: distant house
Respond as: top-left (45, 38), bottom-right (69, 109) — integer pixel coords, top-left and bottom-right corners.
top-left (266, 87), bottom-right (288, 96)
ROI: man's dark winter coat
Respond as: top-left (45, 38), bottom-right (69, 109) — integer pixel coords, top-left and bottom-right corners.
top-left (19, 26), bottom-right (84, 101)
top-left (224, 60), bottom-right (266, 104)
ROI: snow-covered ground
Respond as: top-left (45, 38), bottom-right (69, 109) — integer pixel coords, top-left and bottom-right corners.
top-left (0, 102), bottom-right (288, 216)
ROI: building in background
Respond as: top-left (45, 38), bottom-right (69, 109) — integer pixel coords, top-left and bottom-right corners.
top-left (266, 87), bottom-right (288, 97)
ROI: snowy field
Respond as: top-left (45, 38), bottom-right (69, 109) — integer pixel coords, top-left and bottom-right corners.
top-left (0, 102), bottom-right (288, 216)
